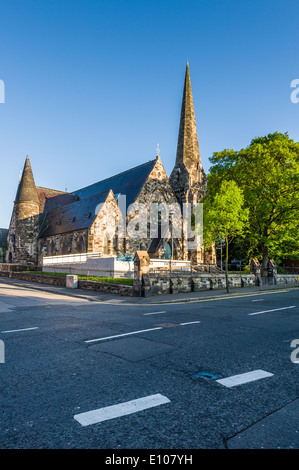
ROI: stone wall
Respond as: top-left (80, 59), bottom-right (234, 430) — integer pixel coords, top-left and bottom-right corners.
top-left (0, 263), bottom-right (40, 272)
top-left (6, 201), bottom-right (40, 265)
top-left (0, 271), bottom-right (133, 296)
top-left (89, 191), bottom-right (121, 255)
top-left (0, 270), bottom-right (297, 298)
top-left (38, 229), bottom-right (89, 260)
top-left (273, 275), bottom-right (298, 286)
top-left (136, 272), bottom-right (299, 297)
top-left (125, 157), bottom-right (184, 259)
top-left (77, 280), bottom-right (133, 296)
top-left (139, 272), bottom-right (257, 297)
top-left (0, 271), bottom-right (66, 286)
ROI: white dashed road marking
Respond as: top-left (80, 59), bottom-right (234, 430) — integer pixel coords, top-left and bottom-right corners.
top-left (248, 306), bottom-right (296, 316)
top-left (74, 394), bottom-right (171, 426)
top-left (1, 327), bottom-right (39, 334)
top-left (216, 369), bottom-right (273, 388)
top-left (85, 327), bottom-right (163, 343)
top-left (143, 311), bottom-right (167, 316)
top-left (84, 321), bottom-right (201, 343)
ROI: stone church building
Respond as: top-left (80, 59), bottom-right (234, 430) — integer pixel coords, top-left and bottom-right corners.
top-left (6, 64), bottom-right (215, 267)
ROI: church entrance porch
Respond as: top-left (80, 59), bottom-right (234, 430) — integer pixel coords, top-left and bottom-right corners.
top-left (163, 242), bottom-right (172, 260)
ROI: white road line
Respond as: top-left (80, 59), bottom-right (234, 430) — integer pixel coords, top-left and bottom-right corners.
top-left (85, 327), bottom-right (163, 343)
top-left (143, 311), bottom-right (166, 316)
top-left (251, 299), bottom-right (264, 302)
top-left (85, 321), bottom-right (201, 344)
top-left (74, 393), bottom-right (171, 426)
top-left (216, 370), bottom-right (273, 388)
top-left (1, 327), bottom-right (39, 334)
top-left (248, 306), bottom-right (296, 316)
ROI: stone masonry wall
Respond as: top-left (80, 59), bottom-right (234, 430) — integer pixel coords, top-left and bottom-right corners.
top-left (89, 191), bottom-right (122, 255)
top-left (138, 273), bottom-right (299, 297)
top-left (140, 273), bottom-right (256, 297)
top-left (0, 271), bottom-right (133, 296)
top-left (0, 271), bottom-right (66, 286)
top-left (125, 157), bottom-right (185, 259)
top-left (6, 201), bottom-right (40, 265)
top-left (38, 229), bottom-right (89, 261)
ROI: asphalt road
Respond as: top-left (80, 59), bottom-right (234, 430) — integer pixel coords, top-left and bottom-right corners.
top-left (0, 281), bottom-right (298, 450)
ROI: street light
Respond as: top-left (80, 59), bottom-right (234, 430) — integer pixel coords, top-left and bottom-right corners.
top-left (169, 209), bottom-right (175, 272)
top-left (219, 238), bottom-right (225, 271)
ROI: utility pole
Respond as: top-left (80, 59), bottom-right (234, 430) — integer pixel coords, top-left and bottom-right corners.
top-left (169, 210), bottom-right (175, 273)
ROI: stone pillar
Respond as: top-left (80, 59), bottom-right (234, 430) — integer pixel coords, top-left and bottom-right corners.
top-left (133, 251), bottom-right (150, 297)
top-left (250, 258), bottom-right (261, 275)
top-left (268, 259), bottom-right (277, 277)
top-left (250, 258), bottom-right (261, 286)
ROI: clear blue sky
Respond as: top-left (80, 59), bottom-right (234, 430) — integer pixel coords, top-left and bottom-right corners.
top-left (0, 0), bottom-right (298, 227)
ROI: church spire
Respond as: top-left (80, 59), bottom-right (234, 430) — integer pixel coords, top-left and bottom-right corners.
top-left (175, 62), bottom-right (201, 169)
top-left (170, 63), bottom-right (206, 203)
top-left (15, 155), bottom-right (40, 204)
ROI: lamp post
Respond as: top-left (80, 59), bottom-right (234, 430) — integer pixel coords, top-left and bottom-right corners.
top-left (169, 209), bottom-right (175, 272)
top-left (220, 238), bottom-right (225, 271)
top-left (220, 239), bottom-right (223, 271)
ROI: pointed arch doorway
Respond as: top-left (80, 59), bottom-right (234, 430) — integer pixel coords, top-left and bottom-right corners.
top-left (164, 242), bottom-right (172, 260)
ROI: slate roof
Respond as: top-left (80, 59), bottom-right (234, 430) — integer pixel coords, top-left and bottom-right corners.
top-left (38, 159), bottom-right (157, 238)
top-left (37, 187), bottom-right (78, 213)
top-left (0, 228), bottom-right (8, 245)
top-left (38, 190), bottom-right (111, 238)
top-left (72, 159), bottom-right (157, 208)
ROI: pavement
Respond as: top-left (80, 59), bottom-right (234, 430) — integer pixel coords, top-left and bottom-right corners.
top-left (0, 274), bottom-right (297, 305)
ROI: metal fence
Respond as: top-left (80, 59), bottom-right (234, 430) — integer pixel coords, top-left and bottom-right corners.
top-left (258, 275), bottom-right (299, 290)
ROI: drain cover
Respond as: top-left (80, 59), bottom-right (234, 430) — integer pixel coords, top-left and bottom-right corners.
top-left (194, 372), bottom-right (219, 380)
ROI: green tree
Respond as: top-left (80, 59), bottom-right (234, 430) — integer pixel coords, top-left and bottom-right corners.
top-left (207, 133), bottom-right (299, 274)
top-left (203, 180), bottom-right (249, 293)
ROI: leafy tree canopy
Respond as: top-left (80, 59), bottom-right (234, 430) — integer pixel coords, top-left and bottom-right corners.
top-left (206, 132), bottom-right (299, 268)
top-left (202, 180), bottom-right (249, 292)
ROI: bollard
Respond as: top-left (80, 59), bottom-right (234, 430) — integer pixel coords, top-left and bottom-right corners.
top-left (0, 340), bottom-right (4, 363)
top-left (66, 275), bottom-right (78, 289)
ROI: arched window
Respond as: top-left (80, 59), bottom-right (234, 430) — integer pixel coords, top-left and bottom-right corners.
top-left (197, 162), bottom-right (202, 182)
top-left (164, 242), bottom-right (172, 260)
top-left (61, 240), bottom-right (68, 255)
top-left (103, 236), bottom-right (108, 255)
top-left (79, 237), bottom-right (85, 253)
top-left (47, 240), bottom-right (53, 255)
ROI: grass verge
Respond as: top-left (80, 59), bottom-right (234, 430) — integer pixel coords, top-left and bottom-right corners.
top-left (22, 271), bottom-right (134, 286)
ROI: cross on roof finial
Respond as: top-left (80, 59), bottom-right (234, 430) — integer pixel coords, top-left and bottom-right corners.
top-left (156, 143), bottom-right (160, 156)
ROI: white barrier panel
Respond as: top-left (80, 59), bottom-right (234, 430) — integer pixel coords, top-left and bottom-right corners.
top-left (43, 252), bottom-right (102, 265)
top-left (42, 255), bottom-right (134, 278)
top-left (150, 259), bottom-right (191, 270)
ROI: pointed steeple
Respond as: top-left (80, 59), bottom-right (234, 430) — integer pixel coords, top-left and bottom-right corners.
top-left (170, 63), bottom-right (206, 202)
top-left (15, 155), bottom-right (40, 204)
top-left (175, 62), bottom-right (201, 169)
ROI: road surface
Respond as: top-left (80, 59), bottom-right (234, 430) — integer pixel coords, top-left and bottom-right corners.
top-left (0, 281), bottom-right (298, 449)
